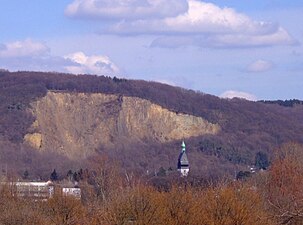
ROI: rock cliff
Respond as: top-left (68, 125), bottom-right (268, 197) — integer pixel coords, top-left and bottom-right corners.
top-left (25, 92), bottom-right (220, 159)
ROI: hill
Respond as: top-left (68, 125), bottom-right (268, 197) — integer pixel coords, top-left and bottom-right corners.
top-left (0, 71), bottom-right (302, 179)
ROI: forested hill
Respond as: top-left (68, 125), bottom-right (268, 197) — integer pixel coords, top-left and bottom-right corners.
top-left (0, 70), bottom-right (302, 178)
top-left (258, 99), bottom-right (303, 107)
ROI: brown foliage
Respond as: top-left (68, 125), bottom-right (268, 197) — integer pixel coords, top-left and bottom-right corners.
top-left (43, 194), bottom-right (86, 225)
top-left (90, 181), bottom-right (273, 225)
top-left (159, 186), bottom-right (197, 225)
top-left (99, 185), bottom-right (162, 225)
top-left (198, 183), bottom-right (273, 225)
top-left (262, 143), bottom-right (303, 224)
top-left (85, 155), bottom-right (124, 203)
top-left (0, 186), bottom-right (48, 225)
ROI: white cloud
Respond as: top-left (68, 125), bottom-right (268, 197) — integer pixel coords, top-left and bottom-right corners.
top-left (220, 90), bottom-right (257, 101)
top-left (103, 0), bottom-right (295, 48)
top-left (65, 0), bottom-right (296, 48)
top-left (0, 39), bottom-right (121, 76)
top-left (0, 39), bottom-right (77, 73)
top-left (110, 0), bottom-right (275, 35)
top-left (0, 39), bottom-right (49, 58)
top-left (64, 51), bottom-right (120, 76)
top-left (246, 60), bottom-right (273, 73)
top-left (65, 0), bottom-right (188, 20)
top-left (154, 79), bottom-right (176, 86)
top-left (150, 27), bottom-right (295, 48)
top-left (0, 55), bottom-right (77, 73)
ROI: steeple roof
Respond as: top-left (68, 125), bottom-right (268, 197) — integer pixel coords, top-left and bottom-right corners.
top-left (178, 141), bottom-right (189, 169)
top-left (181, 140), bottom-right (186, 152)
top-left (179, 152), bottom-right (189, 166)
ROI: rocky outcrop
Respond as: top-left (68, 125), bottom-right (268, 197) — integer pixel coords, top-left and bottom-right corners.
top-left (24, 133), bottom-right (42, 149)
top-left (25, 92), bottom-right (220, 160)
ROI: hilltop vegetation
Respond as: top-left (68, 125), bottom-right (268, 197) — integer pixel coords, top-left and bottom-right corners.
top-left (0, 71), bottom-right (302, 178)
top-left (259, 99), bottom-right (303, 107)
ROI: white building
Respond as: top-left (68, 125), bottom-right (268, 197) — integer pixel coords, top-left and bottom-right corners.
top-left (8, 181), bottom-right (54, 200)
top-left (62, 187), bottom-right (81, 199)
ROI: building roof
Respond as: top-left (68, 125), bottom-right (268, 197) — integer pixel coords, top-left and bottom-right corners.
top-left (178, 151), bottom-right (189, 169)
top-left (13, 181), bottom-right (53, 186)
top-left (179, 151), bottom-right (189, 164)
top-left (177, 141), bottom-right (189, 169)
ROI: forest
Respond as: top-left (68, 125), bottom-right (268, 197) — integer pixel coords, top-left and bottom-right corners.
top-left (0, 142), bottom-right (303, 225)
top-left (0, 70), bottom-right (303, 179)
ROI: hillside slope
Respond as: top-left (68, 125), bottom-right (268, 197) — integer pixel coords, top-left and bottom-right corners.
top-left (25, 91), bottom-right (219, 159)
top-left (0, 71), bottom-right (302, 178)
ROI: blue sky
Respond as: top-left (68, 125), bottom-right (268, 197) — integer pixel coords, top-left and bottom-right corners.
top-left (0, 0), bottom-right (302, 100)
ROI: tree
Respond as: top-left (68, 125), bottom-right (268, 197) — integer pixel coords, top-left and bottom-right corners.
top-left (87, 155), bottom-right (123, 203)
top-left (255, 151), bottom-right (269, 169)
top-left (23, 170), bottom-right (29, 180)
top-left (261, 143), bottom-right (303, 224)
top-left (0, 186), bottom-right (48, 224)
top-left (44, 194), bottom-right (86, 225)
top-left (50, 169), bottom-right (58, 181)
top-left (99, 185), bottom-right (163, 225)
top-left (73, 172), bottom-right (79, 182)
top-left (197, 183), bottom-right (274, 225)
top-left (67, 170), bottom-right (73, 181)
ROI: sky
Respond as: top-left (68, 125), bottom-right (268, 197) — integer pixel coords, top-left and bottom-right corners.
top-left (0, 0), bottom-right (303, 100)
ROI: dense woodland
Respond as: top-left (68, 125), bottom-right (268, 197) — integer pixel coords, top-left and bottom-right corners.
top-left (259, 99), bottom-right (303, 107)
top-left (0, 71), bottom-right (303, 179)
top-left (1, 143), bottom-right (303, 225)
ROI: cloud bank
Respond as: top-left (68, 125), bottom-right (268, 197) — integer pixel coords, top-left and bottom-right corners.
top-left (65, 0), bottom-right (188, 20)
top-left (109, 0), bottom-right (276, 35)
top-left (0, 39), bottom-right (49, 58)
top-left (220, 90), bottom-right (257, 101)
top-left (64, 52), bottom-right (120, 76)
top-left (0, 39), bottom-right (120, 76)
top-left (66, 0), bottom-right (296, 48)
top-left (0, 39), bottom-right (69, 72)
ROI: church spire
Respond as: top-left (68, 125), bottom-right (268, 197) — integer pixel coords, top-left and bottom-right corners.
top-left (178, 141), bottom-right (189, 177)
top-left (181, 140), bottom-right (186, 152)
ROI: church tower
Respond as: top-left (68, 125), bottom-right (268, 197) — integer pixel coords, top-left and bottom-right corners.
top-left (177, 141), bottom-right (189, 177)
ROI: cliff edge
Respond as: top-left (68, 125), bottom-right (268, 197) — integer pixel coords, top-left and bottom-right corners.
top-left (25, 92), bottom-right (220, 159)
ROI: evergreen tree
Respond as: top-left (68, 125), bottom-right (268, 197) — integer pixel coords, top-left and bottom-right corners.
top-left (23, 170), bottom-right (29, 180)
top-left (50, 169), bottom-right (58, 181)
top-left (73, 172), bottom-right (79, 182)
top-left (255, 152), bottom-right (269, 169)
top-left (67, 170), bottom-right (73, 181)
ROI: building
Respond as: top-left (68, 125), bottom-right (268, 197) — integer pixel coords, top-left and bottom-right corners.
top-left (62, 187), bottom-right (81, 199)
top-left (177, 141), bottom-right (189, 177)
top-left (1, 180), bottom-right (81, 200)
top-left (9, 181), bottom-right (54, 200)
top-left (61, 182), bottom-right (81, 199)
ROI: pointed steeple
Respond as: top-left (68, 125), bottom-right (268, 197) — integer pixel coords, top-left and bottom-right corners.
top-left (181, 141), bottom-right (186, 152)
top-left (178, 140), bottom-right (189, 177)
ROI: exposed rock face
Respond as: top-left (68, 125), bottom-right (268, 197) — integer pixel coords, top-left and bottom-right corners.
top-left (25, 92), bottom-right (220, 159)
top-left (24, 133), bottom-right (42, 149)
